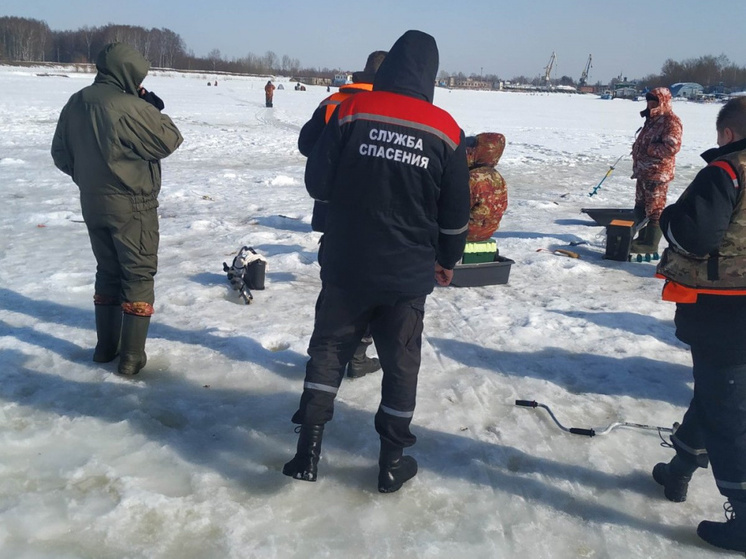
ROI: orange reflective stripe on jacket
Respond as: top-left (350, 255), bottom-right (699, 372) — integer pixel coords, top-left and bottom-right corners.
top-left (656, 274), bottom-right (746, 303)
top-left (322, 83), bottom-right (373, 123)
top-left (709, 160), bottom-right (740, 187)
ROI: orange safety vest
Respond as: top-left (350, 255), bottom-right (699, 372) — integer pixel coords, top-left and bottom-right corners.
top-left (321, 83), bottom-right (373, 123)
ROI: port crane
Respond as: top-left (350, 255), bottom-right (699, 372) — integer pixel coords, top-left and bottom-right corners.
top-left (579, 54), bottom-right (592, 87)
top-left (543, 51), bottom-right (556, 86)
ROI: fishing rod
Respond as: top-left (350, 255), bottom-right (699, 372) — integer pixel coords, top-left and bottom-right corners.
top-left (515, 399), bottom-right (674, 437)
top-left (588, 154), bottom-right (626, 197)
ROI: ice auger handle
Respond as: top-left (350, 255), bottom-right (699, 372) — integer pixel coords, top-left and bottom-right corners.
top-left (515, 400), bottom-right (538, 408)
top-left (569, 428), bottom-right (596, 437)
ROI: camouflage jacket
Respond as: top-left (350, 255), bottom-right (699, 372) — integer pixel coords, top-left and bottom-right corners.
top-left (631, 87), bottom-right (682, 183)
top-left (465, 133), bottom-right (507, 241)
top-left (657, 140), bottom-right (746, 290)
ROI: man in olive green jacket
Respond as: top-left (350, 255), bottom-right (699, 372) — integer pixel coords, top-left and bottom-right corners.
top-left (52, 42), bottom-right (183, 375)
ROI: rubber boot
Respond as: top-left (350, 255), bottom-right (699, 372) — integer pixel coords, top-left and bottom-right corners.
top-left (117, 313), bottom-right (150, 376)
top-left (652, 454), bottom-right (697, 502)
top-left (378, 440), bottom-right (418, 493)
top-left (347, 340), bottom-right (381, 379)
top-left (631, 222), bottom-right (662, 255)
top-left (647, 222), bottom-right (663, 254)
top-left (93, 304), bottom-right (122, 363)
top-left (697, 499), bottom-right (746, 552)
top-left (282, 424), bottom-right (324, 482)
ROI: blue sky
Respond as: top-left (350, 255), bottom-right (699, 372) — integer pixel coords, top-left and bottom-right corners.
top-left (3, 0), bottom-right (744, 83)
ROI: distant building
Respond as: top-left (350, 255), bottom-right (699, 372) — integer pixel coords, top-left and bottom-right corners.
top-left (298, 76), bottom-right (332, 86)
top-left (670, 82), bottom-right (704, 99)
top-left (447, 77), bottom-right (496, 90)
top-left (332, 73), bottom-right (352, 86)
top-left (614, 86), bottom-right (638, 100)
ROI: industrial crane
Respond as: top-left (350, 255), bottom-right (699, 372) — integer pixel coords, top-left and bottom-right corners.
top-left (579, 54), bottom-right (592, 87)
top-left (543, 51), bottom-right (556, 87)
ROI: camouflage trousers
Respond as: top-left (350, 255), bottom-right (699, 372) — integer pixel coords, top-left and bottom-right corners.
top-left (634, 179), bottom-right (671, 223)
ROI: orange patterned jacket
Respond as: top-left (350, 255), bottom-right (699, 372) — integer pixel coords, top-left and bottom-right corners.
top-left (631, 87), bottom-right (683, 183)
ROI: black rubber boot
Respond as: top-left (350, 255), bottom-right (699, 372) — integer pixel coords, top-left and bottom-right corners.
top-left (652, 454), bottom-right (697, 502)
top-left (631, 221), bottom-right (662, 255)
top-left (117, 314), bottom-right (150, 376)
top-left (283, 424), bottom-right (324, 482)
top-left (378, 440), bottom-right (418, 493)
top-left (347, 341), bottom-right (381, 379)
top-left (697, 499), bottom-right (746, 552)
top-left (93, 304), bottom-right (122, 363)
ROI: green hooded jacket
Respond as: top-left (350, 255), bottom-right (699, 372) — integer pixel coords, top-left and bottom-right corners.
top-left (51, 43), bottom-right (183, 217)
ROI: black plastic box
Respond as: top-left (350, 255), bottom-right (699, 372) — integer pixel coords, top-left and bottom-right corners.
top-left (451, 255), bottom-right (514, 287)
top-left (604, 219), bottom-right (648, 261)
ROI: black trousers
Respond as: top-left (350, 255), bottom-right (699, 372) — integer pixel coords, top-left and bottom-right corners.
top-left (291, 284), bottom-right (426, 448)
top-left (671, 344), bottom-right (746, 501)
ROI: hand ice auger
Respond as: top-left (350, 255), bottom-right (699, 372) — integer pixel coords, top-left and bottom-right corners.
top-left (588, 154), bottom-right (625, 197)
top-left (515, 399), bottom-right (674, 437)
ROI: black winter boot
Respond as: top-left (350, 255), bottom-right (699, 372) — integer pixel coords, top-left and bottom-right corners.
top-left (347, 341), bottom-right (381, 379)
top-left (93, 304), bottom-right (122, 363)
top-left (652, 454), bottom-right (697, 502)
top-left (117, 314), bottom-right (150, 376)
top-left (697, 499), bottom-right (746, 552)
top-left (631, 221), bottom-right (662, 255)
top-left (378, 440), bottom-right (418, 493)
top-left (283, 424), bottom-right (324, 482)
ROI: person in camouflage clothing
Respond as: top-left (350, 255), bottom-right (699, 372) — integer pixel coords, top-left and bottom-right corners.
top-left (652, 96), bottom-right (746, 553)
top-left (464, 133), bottom-right (508, 242)
top-left (52, 42), bottom-right (183, 376)
top-left (630, 86), bottom-right (682, 255)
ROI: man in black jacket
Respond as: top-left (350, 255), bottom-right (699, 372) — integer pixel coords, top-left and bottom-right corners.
top-left (283, 30), bottom-right (470, 493)
top-left (298, 50), bottom-right (387, 379)
top-left (653, 96), bottom-right (746, 552)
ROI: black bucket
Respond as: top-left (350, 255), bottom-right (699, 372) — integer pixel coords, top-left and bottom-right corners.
top-left (245, 259), bottom-right (266, 290)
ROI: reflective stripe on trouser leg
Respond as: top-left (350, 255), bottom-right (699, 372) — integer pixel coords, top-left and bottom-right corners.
top-left (691, 345), bottom-right (746, 500)
top-left (670, 400), bottom-right (709, 469)
top-left (291, 285), bottom-right (372, 425)
top-left (371, 295), bottom-right (425, 448)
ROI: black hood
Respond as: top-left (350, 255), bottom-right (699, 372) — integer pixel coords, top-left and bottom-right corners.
top-left (373, 30), bottom-right (438, 103)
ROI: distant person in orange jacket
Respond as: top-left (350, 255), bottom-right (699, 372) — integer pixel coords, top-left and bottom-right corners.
top-left (297, 50), bottom-right (387, 379)
top-left (265, 80), bottom-right (275, 107)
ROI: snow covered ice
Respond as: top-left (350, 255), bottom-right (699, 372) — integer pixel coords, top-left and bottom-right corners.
top-left (0, 65), bottom-right (731, 558)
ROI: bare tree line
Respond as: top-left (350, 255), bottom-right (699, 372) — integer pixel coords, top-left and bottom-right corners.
top-left (0, 16), bottom-right (325, 77)
top-left (642, 55), bottom-right (746, 91)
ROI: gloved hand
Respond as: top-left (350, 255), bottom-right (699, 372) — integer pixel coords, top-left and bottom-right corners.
top-left (138, 87), bottom-right (165, 110)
